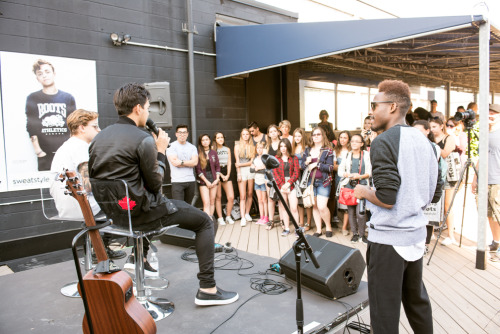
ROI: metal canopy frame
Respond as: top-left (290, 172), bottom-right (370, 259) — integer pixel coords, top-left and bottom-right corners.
top-left (301, 22), bottom-right (500, 92)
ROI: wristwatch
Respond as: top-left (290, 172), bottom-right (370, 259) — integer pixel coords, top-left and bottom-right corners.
top-left (181, 160), bottom-right (184, 166)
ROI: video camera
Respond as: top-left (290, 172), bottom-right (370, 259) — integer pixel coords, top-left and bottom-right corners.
top-left (454, 109), bottom-right (476, 128)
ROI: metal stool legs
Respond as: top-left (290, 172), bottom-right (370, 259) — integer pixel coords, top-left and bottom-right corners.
top-left (61, 233), bottom-right (93, 298)
top-left (133, 233), bottom-right (174, 321)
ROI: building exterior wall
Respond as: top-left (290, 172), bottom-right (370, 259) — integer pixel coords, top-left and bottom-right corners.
top-left (0, 0), bottom-right (296, 261)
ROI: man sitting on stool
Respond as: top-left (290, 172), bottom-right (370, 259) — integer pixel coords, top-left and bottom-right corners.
top-left (88, 83), bottom-right (239, 306)
top-left (50, 109), bottom-right (126, 261)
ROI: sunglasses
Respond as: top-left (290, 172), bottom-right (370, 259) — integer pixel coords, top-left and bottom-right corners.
top-left (312, 133), bottom-right (322, 137)
top-left (446, 124), bottom-right (455, 128)
top-left (370, 101), bottom-right (394, 111)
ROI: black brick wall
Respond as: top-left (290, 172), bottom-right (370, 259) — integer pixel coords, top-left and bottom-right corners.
top-left (0, 0), bottom-right (296, 261)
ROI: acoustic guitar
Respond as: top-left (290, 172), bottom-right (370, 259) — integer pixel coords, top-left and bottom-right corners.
top-left (64, 170), bottom-right (156, 334)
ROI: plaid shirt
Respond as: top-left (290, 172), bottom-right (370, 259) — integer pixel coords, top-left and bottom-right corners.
top-left (300, 147), bottom-right (335, 187)
top-left (272, 155), bottom-right (300, 190)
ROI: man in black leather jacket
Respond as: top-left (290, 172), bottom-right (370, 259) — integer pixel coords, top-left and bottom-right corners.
top-left (89, 83), bottom-right (238, 306)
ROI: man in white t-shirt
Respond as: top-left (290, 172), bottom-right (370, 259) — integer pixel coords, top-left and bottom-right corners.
top-left (429, 99), bottom-right (445, 122)
top-left (166, 124), bottom-right (199, 203)
top-left (50, 109), bottom-right (126, 260)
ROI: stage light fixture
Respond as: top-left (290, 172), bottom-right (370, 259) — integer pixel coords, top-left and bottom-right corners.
top-left (123, 34), bottom-right (131, 43)
top-left (110, 32), bottom-right (123, 46)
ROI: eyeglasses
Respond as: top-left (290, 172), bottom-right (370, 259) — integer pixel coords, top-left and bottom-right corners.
top-left (177, 131), bottom-right (188, 134)
top-left (312, 133), bottom-right (322, 137)
top-left (371, 101), bottom-right (394, 111)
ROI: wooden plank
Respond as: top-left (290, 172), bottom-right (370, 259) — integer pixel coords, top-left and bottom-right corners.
top-left (246, 220), bottom-right (259, 254)
top-left (432, 307), bottom-right (468, 334)
top-left (237, 219), bottom-right (251, 252)
top-left (228, 222), bottom-right (242, 250)
top-left (218, 222), bottom-right (233, 245)
top-left (257, 224), bottom-right (269, 257)
top-left (267, 226), bottom-right (281, 260)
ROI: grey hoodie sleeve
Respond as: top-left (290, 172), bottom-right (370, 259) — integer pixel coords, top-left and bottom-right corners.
top-left (369, 129), bottom-right (401, 205)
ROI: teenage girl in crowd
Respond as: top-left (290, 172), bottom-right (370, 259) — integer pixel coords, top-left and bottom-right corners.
top-left (430, 117), bottom-right (457, 246)
top-left (361, 116), bottom-right (377, 149)
top-left (195, 134), bottom-right (220, 232)
top-left (265, 124), bottom-right (280, 229)
top-left (337, 134), bottom-right (371, 244)
top-left (234, 128), bottom-right (256, 227)
top-left (273, 138), bottom-right (301, 236)
top-left (413, 120), bottom-right (445, 180)
top-left (279, 120), bottom-right (293, 142)
top-left (301, 127), bottom-right (335, 238)
top-left (252, 142), bottom-right (269, 225)
top-left (292, 128), bottom-right (312, 231)
top-left (334, 130), bottom-right (351, 236)
top-left (446, 117), bottom-right (467, 165)
top-left (213, 131), bottom-right (235, 226)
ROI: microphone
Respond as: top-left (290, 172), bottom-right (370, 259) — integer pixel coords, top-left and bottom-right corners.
top-left (146, 118), bottom-right (159, 137)
top-left (261, 154), bottom-right (280, 170)
top-left (359, 199), bottom-right (366, 215)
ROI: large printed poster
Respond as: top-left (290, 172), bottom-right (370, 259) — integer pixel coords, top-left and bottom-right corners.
top-left (0, 90), bottom-right (7, 192)
top-left (0, 52), bottom-right (98, 191)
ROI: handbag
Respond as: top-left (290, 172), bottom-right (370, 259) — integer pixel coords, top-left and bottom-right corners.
top-left (445, 151), bottom-right (461, 182)
top-left (301, 168), bottom-right (316, 208)
top-left (338, 151), bottom-right (363, 206)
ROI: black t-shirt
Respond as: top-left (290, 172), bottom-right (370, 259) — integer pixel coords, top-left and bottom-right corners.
top-left (25, 89), bottom-right (76, 170)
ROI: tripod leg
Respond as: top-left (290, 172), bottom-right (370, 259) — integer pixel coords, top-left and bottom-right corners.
top-left (459, 159), bottom-right (473, 247)
top-left (428, 160), bottom-right (470, 265)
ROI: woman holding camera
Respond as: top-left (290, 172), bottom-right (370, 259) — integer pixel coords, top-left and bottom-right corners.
top-left (430, 117), bottom-right (457, 246)
top-left (337, 134), bottom-right (371, 244)
top-left (301, 127), bottom-right (335, 238)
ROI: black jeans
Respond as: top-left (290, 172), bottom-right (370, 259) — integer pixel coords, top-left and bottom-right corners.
top-left (347, 204), bottom-right (367, 235)
top-left (367, 242), bottom-right (433, 334)
top-left (171, 182), bottom-right (196, 204)
top-left (138, 199), bottom-right (216, 289)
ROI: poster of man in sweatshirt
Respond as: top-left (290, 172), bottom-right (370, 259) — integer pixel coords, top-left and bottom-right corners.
top-left (0, 52), bottom-right (97, 191)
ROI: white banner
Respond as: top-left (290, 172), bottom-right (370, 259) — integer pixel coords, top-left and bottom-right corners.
top-left (0, 52), bottom-right (97, 191)
top-left (0, 89), bottom-right (7, 192)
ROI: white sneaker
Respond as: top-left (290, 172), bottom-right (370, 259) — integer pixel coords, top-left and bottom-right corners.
top-left (245, 214), bottom-right (252, 222)
top-left (441, 237), bottom-right (453, 246)
top-left (241, 218), bottom-right (247, 227)
top-left (217, 217), bottom-right (226, 226)
top-left (226, 216), bottom-right (234, 225)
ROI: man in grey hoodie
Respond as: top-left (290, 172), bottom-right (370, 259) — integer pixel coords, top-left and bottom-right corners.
top-left (354, 80), bottom-right (442, 334)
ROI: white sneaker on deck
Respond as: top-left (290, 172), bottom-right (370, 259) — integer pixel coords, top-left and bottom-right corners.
top-left (226, 216), bottom-right (235, 225)
top-left (240, 218), bottom-right (247, 227)
top-left (245, 214), bottom-right (252, 222)
top-left (217, 217), bottom-right (226, 226)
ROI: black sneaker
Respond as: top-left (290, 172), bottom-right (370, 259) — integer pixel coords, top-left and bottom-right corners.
top-left (195, 287), bottom-right (239, 306)
top-left (107, 248), bottom-right (127, 260)
top-left (361, 235), bottom-right (368, 244)
top-left (351, 234), bottom-right (359, 243)
top-left (489, 241), bottom-right (499, 252)
top-left (123, 255), bottom-right (158, 277)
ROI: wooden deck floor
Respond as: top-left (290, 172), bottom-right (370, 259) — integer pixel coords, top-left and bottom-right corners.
top-left (215, 218), bottom-right (500, 333)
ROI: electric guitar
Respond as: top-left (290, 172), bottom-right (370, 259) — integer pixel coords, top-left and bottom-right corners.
top-left (64, 170), bottom-right (156, 334)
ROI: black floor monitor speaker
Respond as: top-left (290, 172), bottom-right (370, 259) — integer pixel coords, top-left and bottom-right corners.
top-left (159, 226), bottom-right (196, 248)
top-left (279, 235), bottom-right (366, 299)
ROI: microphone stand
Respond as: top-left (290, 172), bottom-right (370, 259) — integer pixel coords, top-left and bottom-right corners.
top-left (264, 168), bottom-right (320, 334)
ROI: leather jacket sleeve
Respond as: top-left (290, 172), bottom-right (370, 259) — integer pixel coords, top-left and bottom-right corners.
top-left (138, 136), bottom-right (166, 194)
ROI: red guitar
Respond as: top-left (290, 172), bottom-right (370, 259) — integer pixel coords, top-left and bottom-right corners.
top-left (64, 170), bottom-right (156, 334)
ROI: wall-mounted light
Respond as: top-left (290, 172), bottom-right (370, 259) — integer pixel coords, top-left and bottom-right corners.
top-left (110, 33), bottom-right (131, 46)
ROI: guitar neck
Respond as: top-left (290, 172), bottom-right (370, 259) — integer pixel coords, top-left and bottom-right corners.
top-left (65, 173), bottom-right (109, 263)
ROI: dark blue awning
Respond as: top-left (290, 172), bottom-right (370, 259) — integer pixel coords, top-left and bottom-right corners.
top-left (215, 15), bottom-right (484, 79)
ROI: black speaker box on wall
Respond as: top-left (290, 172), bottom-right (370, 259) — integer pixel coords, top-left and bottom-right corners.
top-left (159, 226), bottom-right (196, 248)
top-left (279, 235), bottom-right (366, 299)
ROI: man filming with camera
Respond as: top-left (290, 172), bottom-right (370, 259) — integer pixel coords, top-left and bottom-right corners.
top-left (472, 104), bottom-right (500, 260)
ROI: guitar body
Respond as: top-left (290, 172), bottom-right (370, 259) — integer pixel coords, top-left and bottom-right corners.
top-left (79, 269), bottom-right (156, 334)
